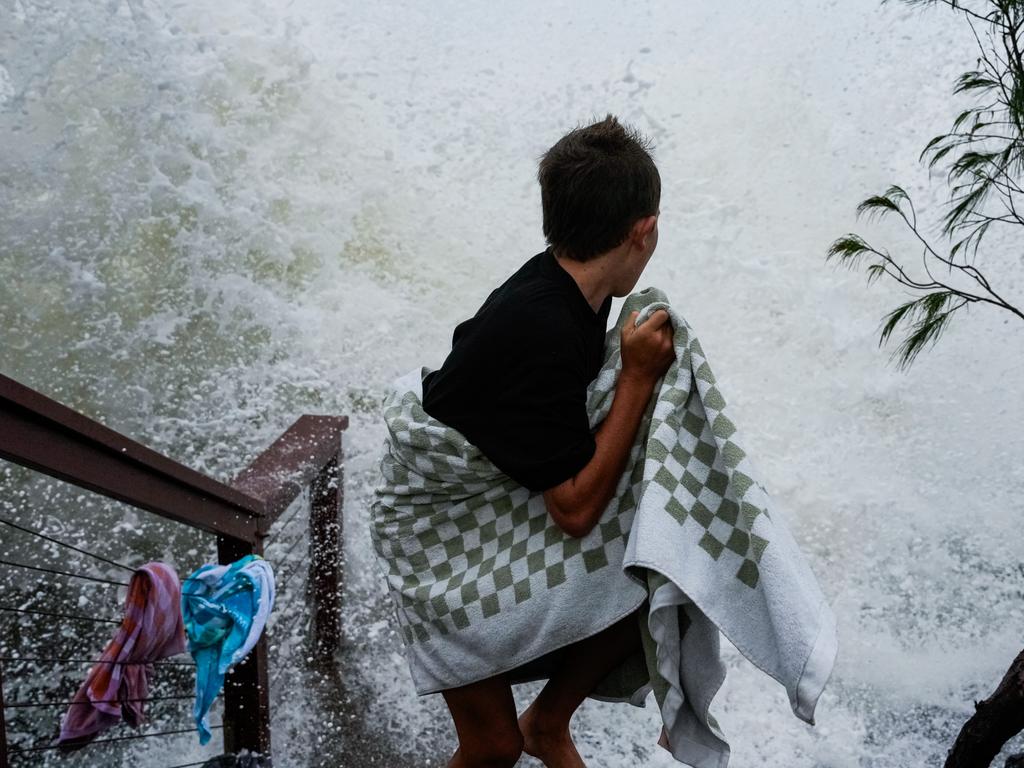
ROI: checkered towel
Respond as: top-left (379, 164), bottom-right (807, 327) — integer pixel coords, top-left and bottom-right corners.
top-left (370, 287), bottom-right (837, 768)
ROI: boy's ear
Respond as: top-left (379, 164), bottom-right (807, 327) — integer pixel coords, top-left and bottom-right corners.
top-left (631, 215), bottom-right (657, 246)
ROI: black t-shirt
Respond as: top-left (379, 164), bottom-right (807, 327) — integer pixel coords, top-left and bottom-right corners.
top-left (422, 248), bottom-right (612, 492)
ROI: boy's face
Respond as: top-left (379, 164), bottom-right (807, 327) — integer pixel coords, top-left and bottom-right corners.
top-left (613, 212), bottom-right (659, 297)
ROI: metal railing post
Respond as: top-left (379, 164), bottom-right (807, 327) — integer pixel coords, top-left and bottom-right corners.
top-left (310, 443), bottom-right (343, 666)
top-left (1, 660), bottom-right (8, 768)
top-left (216, 533), bottom-right (272, 762)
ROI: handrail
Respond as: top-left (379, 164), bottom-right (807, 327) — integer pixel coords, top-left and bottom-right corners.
top-left (232, 414), bottom-right (348, 523)
top-left (0, 374), bottom-right (265, 542)
top-left (0, 372), bottom-right (349, 766)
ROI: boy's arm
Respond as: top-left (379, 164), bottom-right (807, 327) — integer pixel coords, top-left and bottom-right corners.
top-left (542, 309), bottom-right (674, 538)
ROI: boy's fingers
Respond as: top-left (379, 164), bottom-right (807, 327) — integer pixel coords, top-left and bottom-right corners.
top-left (644, 309), bottom-right (670, 330)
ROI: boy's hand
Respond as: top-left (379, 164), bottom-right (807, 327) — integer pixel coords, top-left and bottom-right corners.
top-left (620, 309), bottom-right (675, 385)
top-left (545, 307), bottom-right (676, 537)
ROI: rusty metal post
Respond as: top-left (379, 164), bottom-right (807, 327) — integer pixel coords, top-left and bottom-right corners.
top-left (216, 533), bottom-right (272, 762)
top-left (310, 442), bottom-right (343, 665)
top-left (1, 660), bottom-right (8, 768)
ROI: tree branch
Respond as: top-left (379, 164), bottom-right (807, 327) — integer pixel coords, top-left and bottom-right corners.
top-left (944, 647), bottom-right (1024, 768)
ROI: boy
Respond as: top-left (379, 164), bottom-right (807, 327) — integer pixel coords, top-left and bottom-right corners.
top-left (421, 115), bottom-right (675, 768)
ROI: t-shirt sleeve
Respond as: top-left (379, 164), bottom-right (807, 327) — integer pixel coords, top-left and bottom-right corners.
top-left (470, 304), bottom-right (597, 493)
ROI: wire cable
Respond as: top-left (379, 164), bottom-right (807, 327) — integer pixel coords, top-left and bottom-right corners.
top-left (0, 516), bottom-right (204, 582)
top-left (0, 558), bottom-right (130, 587)
top-left (7, 724), bottom-right (224, 756)
top-left (266, 501), bottom-right (306, 544)
top-left (275, 560), bottom-right (308, 594)
top-left (4, 694), bottom-right (193, 709)
top-left (0, 605), bottom-right (119, 624)
top-left (268, 608), bottom-right (312, 707)
top-left (0, 516), bottom-right (136, 573)
top-left (0, 655), bottom-right (194, 667)
top-left (275, 527), bottom-right (308, 565)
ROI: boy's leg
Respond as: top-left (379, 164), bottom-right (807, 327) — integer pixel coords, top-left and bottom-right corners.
top-left (518, 605), bottom-right (645, 768)
top-left (441, 672), bottom-right (524, 768)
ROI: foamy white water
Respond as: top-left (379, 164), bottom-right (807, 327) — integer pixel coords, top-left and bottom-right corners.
top-left (2, 0), bottom-right (1023, 765)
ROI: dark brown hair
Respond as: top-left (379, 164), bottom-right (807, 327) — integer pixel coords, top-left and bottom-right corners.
top-left (538, 114), bottom-right (660, 262)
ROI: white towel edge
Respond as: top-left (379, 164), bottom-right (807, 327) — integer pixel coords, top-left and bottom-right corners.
top-left (791, 598), bottom-right (839, 725)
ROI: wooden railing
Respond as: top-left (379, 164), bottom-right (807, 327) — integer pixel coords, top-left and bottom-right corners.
top-left (0, 373), bottom-right (348, 766)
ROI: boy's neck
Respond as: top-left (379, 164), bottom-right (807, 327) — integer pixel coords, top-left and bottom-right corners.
top-left (552, 249), bottom-right (619, 315)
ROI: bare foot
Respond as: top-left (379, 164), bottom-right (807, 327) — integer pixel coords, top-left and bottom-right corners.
top-left (518, 702), bottom-right (586, 768)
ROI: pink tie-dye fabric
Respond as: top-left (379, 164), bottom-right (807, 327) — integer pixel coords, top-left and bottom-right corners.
top-left (56, 561), bottom-right (187, 748)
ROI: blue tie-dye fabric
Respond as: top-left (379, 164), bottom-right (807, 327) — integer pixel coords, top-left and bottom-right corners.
top-left (181, 553), bottom-right (275, 744)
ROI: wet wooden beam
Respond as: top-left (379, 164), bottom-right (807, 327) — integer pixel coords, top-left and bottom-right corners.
top-left (223, 413), bottom-right (347, 755)
top-left (311, 451), bottom-right (344, 665)
top-left (0, 660), bottom-right (8, 768)
top-left (231, 414), bottom-right (348, 524)
top-left (0, 374), bottom-right (264, 542)
top-left (216, 534), bottom-right (272, 759)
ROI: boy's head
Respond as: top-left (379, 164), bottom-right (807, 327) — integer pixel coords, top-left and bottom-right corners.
top-left (538, 115), bottom-right (661, 262)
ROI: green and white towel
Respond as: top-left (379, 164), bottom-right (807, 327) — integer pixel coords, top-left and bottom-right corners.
top-left (369, 287), bottom-right (837, 767)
